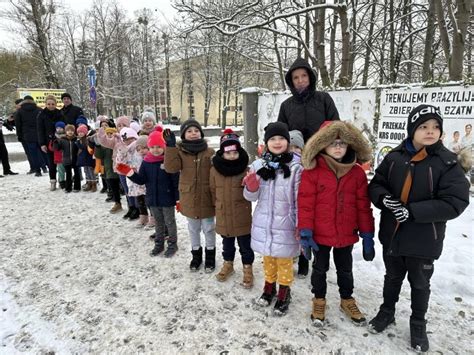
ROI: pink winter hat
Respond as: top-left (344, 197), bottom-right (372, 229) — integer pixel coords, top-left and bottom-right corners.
top-left (76, 125), bottom-right (88, 136)
top-left (116, 116), bottom-right (131, 128)
top-left (120, 127), bottom-right (138, 141)
top-left (130, 121), bottom-right (141, 133)
top-left (147, 126), bottom-right (166, 148)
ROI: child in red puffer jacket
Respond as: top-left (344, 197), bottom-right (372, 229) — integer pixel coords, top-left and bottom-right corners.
top-left (297, 120), bottom-right (374, 327)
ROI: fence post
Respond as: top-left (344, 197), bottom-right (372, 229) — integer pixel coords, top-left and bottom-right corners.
top-left (241, 88), bottom-right (260, 162)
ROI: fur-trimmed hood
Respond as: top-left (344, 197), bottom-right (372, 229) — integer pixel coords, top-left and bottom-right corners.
top-left (301, 120), bottom-right (372, 169)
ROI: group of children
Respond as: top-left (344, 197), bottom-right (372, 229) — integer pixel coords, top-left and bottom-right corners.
top-left (47, 104), bottom-right (469, 353)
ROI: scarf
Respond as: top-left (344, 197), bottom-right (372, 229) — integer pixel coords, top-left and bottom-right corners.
top-left (212, 148), bottom-right (249, 177)
top-left (144, 152), bottom-right (164, 163)
top-left (256, 151), bottom-right (293, 180)
top-left (180, 139), bottom-right (208, 154)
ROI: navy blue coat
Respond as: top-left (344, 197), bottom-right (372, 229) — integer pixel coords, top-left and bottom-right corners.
top-left (128, 160), bottom-right (179, 207)
top-left (75, 139), bottom-right (95, 167)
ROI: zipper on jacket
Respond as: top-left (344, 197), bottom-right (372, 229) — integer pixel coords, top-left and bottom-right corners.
top-left (387, 161), bottom-right (395, 183)
top-left (428, 166), bottom-right (434, 198)
top-left (431, 223), bottom-right (438, 240)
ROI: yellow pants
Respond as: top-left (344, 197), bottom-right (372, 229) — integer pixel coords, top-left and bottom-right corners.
top-left (263, 256), bottom-right (294, 286)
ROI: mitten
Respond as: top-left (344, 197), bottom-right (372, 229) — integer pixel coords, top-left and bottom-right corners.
top-left (382, 195), bottom-right (402, 210)
top-left (359, 232), bottom-right (375, 261)
top-left (116, 163), bottom-right (133, 176)
top-left (176, 201), bottom-right (181, 213)
top-left (163, 128), bottom-right (176, 147)
top-left (242, 171), bottom-right (260, 192)
top-left (299, 229), bottom-right (318, 261)
top-left (393, 206), bottom-right (410, 223)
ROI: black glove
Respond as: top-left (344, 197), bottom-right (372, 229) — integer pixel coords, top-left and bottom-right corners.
top-left (382, 195), bottom-right (402, 211)
top-left (163, 128), bottom-right (176, 147)
top-left (393, 206), bottom-right (410, 223)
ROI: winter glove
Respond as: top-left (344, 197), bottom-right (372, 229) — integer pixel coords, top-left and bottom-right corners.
top-left (163, 128), bottom-right (176, 147)
top-left (359, 232), bottom-right (375, 261)
top-left (116, 163), bottom-right (133, 177)
top-left (382, 195), bottom-right (402, 211)
top-left (393, 206), bottom-right (410, 223)
top-left (175, 201), bottom-right (181, 213)
top-left (242, 171), bottom-right (260, 192)
top-left (299, 229), bottom-right (318, 261)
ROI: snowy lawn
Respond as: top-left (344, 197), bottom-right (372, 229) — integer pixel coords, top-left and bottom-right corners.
top-left (0, 157), bottom-right (472, 354)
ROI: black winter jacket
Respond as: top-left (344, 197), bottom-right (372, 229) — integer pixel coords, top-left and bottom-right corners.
top-left (53, 137), bottom-right (78, 166)
top-left (368, 140), bottom-right (470, 259)
top-left (277, 57), bottom-right (339, 142)
top-left (15, 100), bottom-right (41, 143)
top-left (37, 108), bottom-right (65, 147)
top-left (60, 104), bottom-right (84, 126)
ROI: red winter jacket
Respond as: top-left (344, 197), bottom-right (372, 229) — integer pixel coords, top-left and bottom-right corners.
top-left (298, 154), bottom-right (374, 248)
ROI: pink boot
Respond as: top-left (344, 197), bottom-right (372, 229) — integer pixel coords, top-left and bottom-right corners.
top-left (144, 215), bottom-right (156, 230)
top-left (135, 214), bottom-right (148, 228)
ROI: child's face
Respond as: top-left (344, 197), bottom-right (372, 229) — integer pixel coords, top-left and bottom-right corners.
top-left (117, 122), bottom-right (127, 132)
top-left (289, 145), bottom-right (302, 154)
top-left (413, 119), bottom-right (441, 148)
top-left (149, 145), bottom-right (164, 156)
top-left (324, 139), bottom-right (348, 161)
top-left (56, 127), bottom-right (64, 134)
top-left (78, 132), bottom-right (86, 138)
top-left (100, 122), bottom-right (109, 129)
top-left (66, 130), bottom-right (75, 137)
top-left (223, 150), bottom-right (239, 161)
top-left (123, 137), bottom-right (136, 146)
top-left (143, 119), bottom-right (154, 129)
top-left (137, 145), bottom-right (149, 156)
top-left (267, 136), bottom-right (288, 155)
top-left (184, 127), bottom-right (201, 140)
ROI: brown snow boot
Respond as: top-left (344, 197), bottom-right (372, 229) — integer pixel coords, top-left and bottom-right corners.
top-left (110, 202), bottom-right (123, 214)
top-left (90, 181), bottom-right (97, 192)
top-left (340, 297), bottom-right (366, 325)
top-left (83, 181), bottom-right (92, 191)
top-left (241, 264), bottom-right (254, 289)
top-left (216, 261), bottom-right (234, 282)
top-left (311, 298), bottom-right (326, 325)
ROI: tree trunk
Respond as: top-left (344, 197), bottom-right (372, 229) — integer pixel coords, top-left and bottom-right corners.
top-left (422, 1), bottom-right (436, 82)
top-left (362, 0), bottom-right (377, 86)
top-left (389, 0), bottom-right (396, 83)
top-left (272, 29), bottom-right (286, 90)
top-left (314, 0), bottom-right (331, 87)
top-left (337, 4), bottom-right (351, 87)
top-left (450, 0), bottom-right (470, 80)
top-left (329, 8), bottom-right (338, 83)
top-left (348, 0), bottom-right (357, 85)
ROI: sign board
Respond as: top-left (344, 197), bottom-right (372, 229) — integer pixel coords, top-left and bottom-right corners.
top-left (17, 88), bottom-right (66, 109)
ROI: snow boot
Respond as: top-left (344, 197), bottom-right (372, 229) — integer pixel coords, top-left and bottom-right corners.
top-left (204, 248), bottom-right (216, 273)
top-left (83, 181), bottom-right (92, 191)
top-left (368, 308), bottom-right (395, 334)
top-left (50, 179), bottom-right (57, 191)
top-left (297, 254), bottom-right (309, 278)
top-left (340, 297), bottom-right (366, 325)
top-left (110, 202), bottom-right (123, 214)
top-left (164, 239), bottom-right (178, 258)
top-left (190, 247), bottom-right (203, 271)
top-left (100, 177), bottom-right (108, 193)
top-left (90, 181), bottom-right (97, 192)
top-left (311, 298), bottom-right (326, 326)
top-left (59, 181), bottom-right (66, 189)
top-left (241, 264), bottom-right (254, 289)
top-left (150, 237), bottom-right (165, 256)
top-left (122, 207), bottom-right (133, 219)
top-left (105, 190), bottom-right (113, 202)
top-left (144, 215), bottom-right (156, 230)
top-left (256, 281), bottom-right (277, 307)
top-left (410, 318), bottom-right (429, 353)
top-left (273, 286), bottom-right (292, 316)
top-left (216, 261), bottom-right (234, 282)
top-left (128, 207), bottom-right (140, 220)
top-left (135, 214), bottom-right (148, 228)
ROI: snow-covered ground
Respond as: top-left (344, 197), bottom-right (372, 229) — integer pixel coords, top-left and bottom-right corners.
top-left (0, 142), bottom-right (473, 354)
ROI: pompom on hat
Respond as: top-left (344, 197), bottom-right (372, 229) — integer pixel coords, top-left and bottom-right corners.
top-left (147, 126), bottom-right (166, 148)
top-left (130, 121), bottom-right (141, 133)
top-left (120, 127), bottom-right (138, 141)
top-left (219, 128), bottom-right (241, 153)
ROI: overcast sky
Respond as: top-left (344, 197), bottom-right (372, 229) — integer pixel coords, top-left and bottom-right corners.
top-left (0, 0), bottom-right (177, 50)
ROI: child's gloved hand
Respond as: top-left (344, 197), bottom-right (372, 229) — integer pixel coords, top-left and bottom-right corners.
top-left (359, 232), bottom-right (375, 261)
top-left (382, 195), bottom-right (402, 210)
top-left (299, 229), bottom-right (318, 261)
top-left (163, 128), bottom-right (176, 147)
top-left (393, 206), bottom-right (410, 223)
top-left (242, 171), bottom-right (260, 192)
top-left (116, 163), bottom-right (133, 177)
top-left (175, 201), bottom-right (181, 213)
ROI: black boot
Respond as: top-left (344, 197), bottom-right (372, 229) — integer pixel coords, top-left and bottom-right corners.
top-left (204, 248), bottom-right (216, 273)
top-left (190, 247), bottom-right (203, 271)
top-left (297, 254), bottom-right (309, 278)
top-left (59, 181), bottom-right (66, 189)
top-left (105, 190), bottom-right (113, 202)
top-left (164, 238), bottom-right (178, 258)
top-left (100, 177), bottom-right (108, 193)
top-left (274, 285), bottom-right (292, 316)
top-left (256, 282), bottom-right (277, 307)
top-left (128, 207), bottom-right (140, 220)
top-left (150, 237), bottom-right (165, 256)
top-left (123, 207), bottom-right (133, 219)
top-left (410, 318), bottom-right (429, 352)
top-left (368, 308), bottom-right (395, 334)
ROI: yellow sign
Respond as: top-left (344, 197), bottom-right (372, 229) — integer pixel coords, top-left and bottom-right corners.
top-left (17, 88), bottom-right (66, 109)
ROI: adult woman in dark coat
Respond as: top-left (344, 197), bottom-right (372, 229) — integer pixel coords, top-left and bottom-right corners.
top-left (37, 95), bottom-right (64, 190)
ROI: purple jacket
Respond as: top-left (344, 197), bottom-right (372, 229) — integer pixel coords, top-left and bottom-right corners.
top-left (244, 156), bottom-right (302, 258)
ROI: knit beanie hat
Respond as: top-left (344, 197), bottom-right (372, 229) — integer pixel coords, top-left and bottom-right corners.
top-left (55, 121), bottom-right (66, 129)
top-left (65, 124), bottom-right (76, 133)
top-left (407, 104), bottom-right (443, 139)
top-left (130, 121), bottom-right (141, 133)
top-left (148, 126), bottom-right (166, 148)
top-left (289, 130), bottom-right (304, 149)
top-left (120, 127), bottom-right (138, 141)
top-left (219, 128), bottom-right (241, 153)
top-left (136, 135), bottom-right (149, 149)
top-left (141, 111), bottom-right (156, 123)
top-left (116, 116), bottom-right (131, 128)
top-left (180, 119), bottom-right (204, 139)
top-left (61, 93), bottom-right (72, 100)
top-left (264, 121), bottom-right (290, 144)
top-left (76, 116), bottom-right (88, 127)
top-left (76, 125), bottom-right (88, 136)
